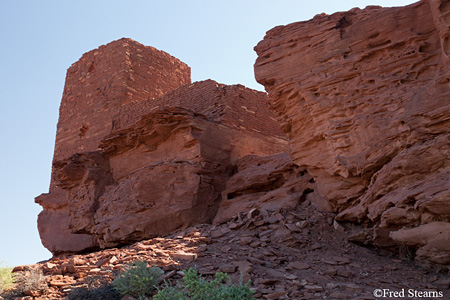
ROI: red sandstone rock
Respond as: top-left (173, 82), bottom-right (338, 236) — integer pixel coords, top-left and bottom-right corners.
top-left (53, 38), bottom-right (191, 162)
top-left (36, 39), bottom-right (287, 255)
top-left (255, 0), bottom-right (450, 266)
top-left (213, 152), bottom-right (320, 224)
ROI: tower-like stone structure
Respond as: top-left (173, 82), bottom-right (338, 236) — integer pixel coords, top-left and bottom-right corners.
top-left (53, 38), bottom-right (190, 163)
top-left (36, 38), bottom-right (288, 255)
top-left (37, 38), bottom-right (191, 253)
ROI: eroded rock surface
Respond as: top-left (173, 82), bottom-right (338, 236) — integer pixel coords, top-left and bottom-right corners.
top-left (36, 39), bottom-right (287, 255)
top-left (214, 153), bottom-right (321, 224)
top-left (255, 0), bottom-right (450, 267)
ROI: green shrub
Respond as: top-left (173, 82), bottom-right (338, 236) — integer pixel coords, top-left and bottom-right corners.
top-left (154, 267), bottom-right (255, 300)
top-left (112, 260), bottom-right (163, 300)
top-left (0, 263), bottom-right (14, 293)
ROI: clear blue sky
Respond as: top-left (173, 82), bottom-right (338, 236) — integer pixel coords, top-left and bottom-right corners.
top-left (0, 0), bottom-right (416, 267)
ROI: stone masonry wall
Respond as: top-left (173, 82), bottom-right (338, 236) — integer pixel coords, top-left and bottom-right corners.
top-left (53, 38), bottom-right (190, 166)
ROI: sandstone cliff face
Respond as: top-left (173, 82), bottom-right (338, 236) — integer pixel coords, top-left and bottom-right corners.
top-left (36, 39), bottom-right (289, 254)
top-left (213, 153), bottom-right (318, 224)
top-left (255, 0), bottom-right (450, 267)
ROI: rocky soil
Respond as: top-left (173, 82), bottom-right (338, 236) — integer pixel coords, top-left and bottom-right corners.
top-left (5, 202), bottom-right (450, 299)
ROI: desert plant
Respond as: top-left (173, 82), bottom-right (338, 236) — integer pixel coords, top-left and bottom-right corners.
top-left (14, 267), bottom-right (48, 294)
top-left (112, 260), bottom-right (163, 300)
top-left (68, 275), bottom-right (121, 300)
top-left (0, 263), bottom-right (14, 293)
top-left (153, 267), bottom-right (255, 300)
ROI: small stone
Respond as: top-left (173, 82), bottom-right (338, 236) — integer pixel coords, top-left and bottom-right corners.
top-left (337, 270), bottom-right (355, 278)
top-left (296, 221), bottom-right (308, 228)
top-left (264, 291), bottom-right (288, 299)
top-left (259, 278), bottom-right (279, 285)
top-left (95, 257), bottom-right (110, 267)
top-left (219, 264), bottom-right (237, 273)
top-left (324, 268), bottom-right (337, 276)
top-left (172, 252), bottom-right (197, 261)
top-left (304, 285), bottom-right (323, 292)
top-left (284, 274), bottom-right (298, 280)
top-left (260, 208), bottom-right (269, 218)
top-left (220, 245), bottom-right (232, 252)
top-left (310, 243), bottom-right (321, 250)
top-left (240, 236), bottom-right (253, 245)
top-left (288, 261), bottom-right (310, 270)
top-left (348, 231), bottom-right (371, 244)
top-left (250, 241), bottom-right (261, 248)
top-left (333, 220), bottom-right (346, 232)
top-left (259, 229), bottom-right (273, 237)
top-left (265, 268), bottom-right (286, 278)
top-left (221, 227), bottom-right (231, 234)
top-left (326, 283), bottom-right (339, 289)
top-left (235, 260), bottom-right (253, 274)
top-left (329, 291), bottom-right (352, 299)
top-left (89, 268), bottom-right (101, 272)
top-left (228, 222), bottom-right (244, 230)
top-left (274, 213), bottom-right (284, 221)
top-left (266, 215), bottom-right (279, 224)
top-left (334, 256), bottom-right (351, 264)
top-left (210, 229), bottom-right (224, 238)
top-left (254, 220), bottom-right (267, 226)
top-left (285, 223), bottom-right (301, 232)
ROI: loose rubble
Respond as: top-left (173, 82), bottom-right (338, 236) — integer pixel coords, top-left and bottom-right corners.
top-left (6, 202), bottom-right (449, 299)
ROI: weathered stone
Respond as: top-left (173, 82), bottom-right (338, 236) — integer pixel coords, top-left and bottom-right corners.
top-left (264, 291), bottom-right (288, 299)
top-left (210, 229), bottom-right (225, 239)
top-left (390, 222), bottom-right (450, 265)
top-left (36, 39), bottom-right (287, 255)
top-left (254, 0), bottom-right (450, 266)
top-left (214, 153), bottom-right (317, 224)
top-left (240, 236), bottom-right (254, 246)
top-left (171, 252), bottom-right (198, 261)
top-left (288, 261), bottom-right (310, 270)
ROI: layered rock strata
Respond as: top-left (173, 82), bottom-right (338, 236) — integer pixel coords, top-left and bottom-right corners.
top-left (255, 0), bottom-right (450, 267)
top-left (36, 39), bottom-right (288, 255)
top-left (213, 153), bottom-right (320, 224)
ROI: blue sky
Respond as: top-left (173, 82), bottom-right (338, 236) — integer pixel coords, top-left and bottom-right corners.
top-left (0, 0), bottom-right (416, 267)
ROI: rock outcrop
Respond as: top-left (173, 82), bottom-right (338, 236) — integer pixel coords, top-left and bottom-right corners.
top-left (36, 38), bottom-right (288, 255)
top-left (255, 0), bottom-right (450, 267)
top-left (213, 153), bottom-right (319, 224)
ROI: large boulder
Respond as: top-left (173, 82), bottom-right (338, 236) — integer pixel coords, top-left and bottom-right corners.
top-left (254, 0), bottom-right (450, 267)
